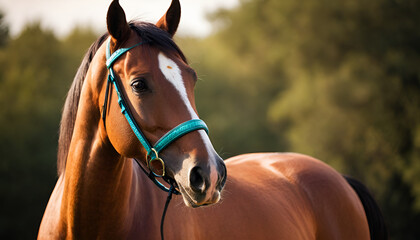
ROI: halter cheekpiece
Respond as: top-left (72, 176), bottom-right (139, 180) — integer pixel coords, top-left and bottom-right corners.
top-left (102, 38), bottom-right (209, 194)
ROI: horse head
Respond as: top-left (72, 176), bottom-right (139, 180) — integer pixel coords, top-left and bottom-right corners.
top-left (97, 0), bottom-right (226, 207)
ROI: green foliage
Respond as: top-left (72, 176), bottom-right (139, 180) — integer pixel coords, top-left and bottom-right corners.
top-left (0, 11), bottom-right (8, 47)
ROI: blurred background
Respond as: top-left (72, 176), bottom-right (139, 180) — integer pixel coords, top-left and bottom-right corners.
top-left (0, 0), bottom-right (419, 239)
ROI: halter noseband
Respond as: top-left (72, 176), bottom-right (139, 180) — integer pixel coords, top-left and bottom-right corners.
top-left (102, 38), bottom-right (209, 194)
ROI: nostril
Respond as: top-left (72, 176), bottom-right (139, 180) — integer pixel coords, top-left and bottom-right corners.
top-left (218, 161), bottom-right (227, 189)
top-left (189, 166), bottom-right (206, 193)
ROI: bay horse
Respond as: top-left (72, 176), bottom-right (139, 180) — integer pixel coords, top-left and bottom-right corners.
top-left (39, 0), bottom-right (387, 239)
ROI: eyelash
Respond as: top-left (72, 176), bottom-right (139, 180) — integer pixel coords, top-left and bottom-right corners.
top-left (130, 78), bottom-right (149, 94)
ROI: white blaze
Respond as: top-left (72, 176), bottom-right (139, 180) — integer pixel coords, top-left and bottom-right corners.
top-left (158, 52), bottom-right (219, 184)
top-left (158, 52), bottom-right (198, 119)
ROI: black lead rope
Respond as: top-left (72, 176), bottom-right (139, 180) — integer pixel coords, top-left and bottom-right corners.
top-left (161, 186), bottom-right (176, 240)
top-left (133, 158), bottom-right (176, 240)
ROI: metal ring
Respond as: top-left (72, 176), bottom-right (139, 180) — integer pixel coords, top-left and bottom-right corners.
top-left (146, 148), bottom-right (165, 177)
top-left (149, 157), bottom-right (166, 177)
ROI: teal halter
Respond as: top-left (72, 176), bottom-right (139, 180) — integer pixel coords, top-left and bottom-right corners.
top-left (102, 38), bottom-right (209, 193)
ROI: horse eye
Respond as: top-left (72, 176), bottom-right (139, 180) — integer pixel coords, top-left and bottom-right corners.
top-left (131, 78), bottom-right (148, 93)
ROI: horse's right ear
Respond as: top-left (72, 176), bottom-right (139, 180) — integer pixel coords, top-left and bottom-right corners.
top-left (107, 0), bottom-right (130, 46)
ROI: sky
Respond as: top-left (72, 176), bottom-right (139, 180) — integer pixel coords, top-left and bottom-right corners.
top-left (0, 0), bottom-right (239, 38)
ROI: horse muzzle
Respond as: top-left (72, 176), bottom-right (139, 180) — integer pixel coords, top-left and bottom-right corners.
top-left (176, 157), bottom-right (227, 208)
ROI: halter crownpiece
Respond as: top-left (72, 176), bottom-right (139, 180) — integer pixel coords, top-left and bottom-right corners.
top-left (102, 38), bottom-right (209, 193)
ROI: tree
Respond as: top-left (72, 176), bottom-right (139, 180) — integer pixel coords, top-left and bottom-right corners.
top-left (0, 11), bottom-right (9, 47)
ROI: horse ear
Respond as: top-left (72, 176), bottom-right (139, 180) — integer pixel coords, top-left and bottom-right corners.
top-left (107, 0), bottom-right (131, 44)
top-left (156, 0), bottom-right (181, 37)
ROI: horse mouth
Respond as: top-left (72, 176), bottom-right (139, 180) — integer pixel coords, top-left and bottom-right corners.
top-left (177, 185), bottom-right (201, 208)
top-left (176, 184), bottom-right (219, 208)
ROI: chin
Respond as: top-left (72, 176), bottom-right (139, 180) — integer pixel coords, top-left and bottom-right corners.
top-left (177, 184), bottom-right (221, 208)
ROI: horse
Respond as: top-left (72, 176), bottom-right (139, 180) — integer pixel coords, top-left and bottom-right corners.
top-left (38, 0), bottom-right (387, 239)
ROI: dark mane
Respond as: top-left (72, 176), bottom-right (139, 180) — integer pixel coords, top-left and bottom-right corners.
top-left (129, 22), bottom-right (187, 62)
top-left (57, 21), bottom-right (187, 176)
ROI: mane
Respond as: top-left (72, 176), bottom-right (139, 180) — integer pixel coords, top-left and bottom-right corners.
top-left (57, 21), bottom-right (187, 176)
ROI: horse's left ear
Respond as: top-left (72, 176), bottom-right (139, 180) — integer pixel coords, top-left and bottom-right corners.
top-left (107, 0), bottom-right (131, 45)
top-left (156, 0), bottom-right (181, 37)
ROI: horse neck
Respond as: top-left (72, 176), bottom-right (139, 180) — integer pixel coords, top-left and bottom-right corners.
top-left (59, 67), bottom-right (159, 238)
